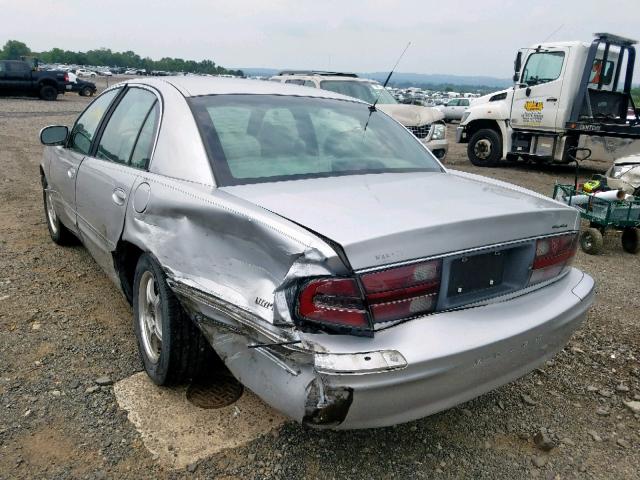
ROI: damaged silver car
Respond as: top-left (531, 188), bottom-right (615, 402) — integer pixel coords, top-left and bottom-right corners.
top-left (39, 77), bottom-right (595, 429)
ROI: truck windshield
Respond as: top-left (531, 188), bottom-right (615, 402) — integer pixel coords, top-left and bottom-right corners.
top-left (189, 94), bottom-right (441, 186)
top-left (319, 80), bottom-right (398, 105)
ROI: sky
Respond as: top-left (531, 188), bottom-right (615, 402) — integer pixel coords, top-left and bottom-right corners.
top-left (2, 0), bottom-right (640, 78)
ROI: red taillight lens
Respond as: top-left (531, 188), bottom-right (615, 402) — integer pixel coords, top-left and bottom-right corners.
top-left (361, 259), bottom-right (442, 323)
top-left (64, 73), bottom-right (69, 82)
top-left (298, 278), bottom-right (368, 328)
top-left (297, 259), bottom-right (443, 332)
top-left (529, 233), bottom-right (578, 285)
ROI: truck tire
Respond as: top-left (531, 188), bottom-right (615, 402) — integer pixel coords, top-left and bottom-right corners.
top-left (580, 227), bottom-right (604, 255)
top-left (621, 227), bottom-right (639, 254)
top-left (468, 129), bottom-right (502, 167)
top-left (39, 85), bottom-right (58, 101)
top-left (133, 253), bottom-right (216, 385)
top-left (80, 86), bottom-right (93, 97)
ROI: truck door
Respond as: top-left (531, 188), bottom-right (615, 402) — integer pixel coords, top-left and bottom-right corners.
top-left (510, 48), bottom-right (567, 131)
top-left (5, 61), bottom-right (32, 91)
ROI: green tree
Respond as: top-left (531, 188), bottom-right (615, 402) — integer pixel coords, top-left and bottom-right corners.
top-left (1, 40), bottom-right (31, 60)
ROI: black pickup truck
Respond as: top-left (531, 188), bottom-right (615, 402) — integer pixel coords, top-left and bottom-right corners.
top-left (0, 60), bottom-right (70, 101)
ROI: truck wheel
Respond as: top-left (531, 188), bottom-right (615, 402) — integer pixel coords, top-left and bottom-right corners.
top-left (80, 86), bottom-right (93, 97)
top-left (621, 227), bottom-right (639, 254)
top-left (133, 253), bottom-right (215, 385)
top-left (468, 129), bottom-right (502, 167)
top-left (39, 85), bottom-right (58, 101)
top-left (580, 228), bottom-right (604, 255)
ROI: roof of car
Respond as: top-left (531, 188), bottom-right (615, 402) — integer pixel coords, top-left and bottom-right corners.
top-left (124, 75), bottom-right (362, 101)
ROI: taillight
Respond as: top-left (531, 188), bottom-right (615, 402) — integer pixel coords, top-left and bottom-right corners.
top-left (361, 259), bottom-right (441, 323)
top-left (529, 233), bottom-right (578, 285)
top-left (298, 278), bottom-right (368, 328)
top-left (64, 73), bottom-right (69, 82)
top-left (296, 259), bottom-right (442, 333)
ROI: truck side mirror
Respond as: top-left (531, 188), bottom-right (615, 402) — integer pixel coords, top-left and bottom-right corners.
top-left (40, 125), bottom-right (69, 146)
top-left (513, 52), bottom-right (522, 82)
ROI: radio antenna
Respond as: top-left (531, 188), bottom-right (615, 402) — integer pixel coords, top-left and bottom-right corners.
top-left (364, 41), bottom-right (411, 131)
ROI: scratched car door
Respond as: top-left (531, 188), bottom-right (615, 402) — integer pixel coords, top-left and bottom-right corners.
top-left (75, 86), bottom-right (159, 281)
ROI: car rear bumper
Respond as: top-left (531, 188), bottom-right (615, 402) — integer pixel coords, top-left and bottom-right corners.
top-left (189, 268), bottom-right (594, 429)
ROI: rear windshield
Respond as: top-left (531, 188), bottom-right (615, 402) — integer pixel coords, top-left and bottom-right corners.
top-left (189, 94), bottom-right (441, 186)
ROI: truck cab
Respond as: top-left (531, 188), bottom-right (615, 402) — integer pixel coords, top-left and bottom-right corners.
top-left (457, 33), bottom-right (639, 166)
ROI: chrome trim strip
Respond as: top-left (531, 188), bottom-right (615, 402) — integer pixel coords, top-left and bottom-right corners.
top-left (355, 231), bottom-right (578, 274)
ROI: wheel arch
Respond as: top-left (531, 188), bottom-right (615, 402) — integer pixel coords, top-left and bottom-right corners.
top-left (113, 239), bottom-right (146, 305)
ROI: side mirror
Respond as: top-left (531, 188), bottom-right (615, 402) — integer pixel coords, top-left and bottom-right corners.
top-left (40, 125), bottom-right (68, 146)
top-left (514, 51), bottom-right (522, 82)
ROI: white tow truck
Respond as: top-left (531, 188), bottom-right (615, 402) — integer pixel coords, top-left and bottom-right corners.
top-left (456, 33), bottom-right (640, 166)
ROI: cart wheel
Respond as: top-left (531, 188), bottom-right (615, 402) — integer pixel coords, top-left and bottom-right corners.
top-left (580, 228), bottom-right (604, 255)
top-left (621, 227), bottom-right (640, 254)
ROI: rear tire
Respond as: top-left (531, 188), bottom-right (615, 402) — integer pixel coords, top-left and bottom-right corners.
top-left (39, 85), bottom-right (58, 101)
top-left (468, 129), bottom-right (503, 167)
top-left (133, 253), bottom-right (215, 385)
top-left (621, 227), bottom-right (640, 254)
top-left (580, 228), bottom-right (604, 255)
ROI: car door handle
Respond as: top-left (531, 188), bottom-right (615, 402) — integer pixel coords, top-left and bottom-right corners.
top-left (112, 188), bottom-right (126, 206)
top-left (67, 167), bottom-right (76, 178)
top-left (547, 97), bottom-right (558, 102)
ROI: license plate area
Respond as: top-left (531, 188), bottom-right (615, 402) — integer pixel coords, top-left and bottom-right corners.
top-left (437, 243), bottom-right (534, 311)
top-left (448, 251), bottom-right (505, 297)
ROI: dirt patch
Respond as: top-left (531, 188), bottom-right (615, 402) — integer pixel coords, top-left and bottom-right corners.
top-left (114, 372), bottom-right (286, 469)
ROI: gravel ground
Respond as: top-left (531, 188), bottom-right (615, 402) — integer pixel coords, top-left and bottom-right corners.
top-left (1, 78), bottom-right (639, 479)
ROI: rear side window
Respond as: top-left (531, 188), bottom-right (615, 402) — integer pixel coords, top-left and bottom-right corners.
top-left (522, 51), bottom-right (564, 86)
top-left (130, 102), bottom-right (160, 169)
top-left (95, 88), bottom-right (157, 165)
top-left (447, 99), bottom-right (458, 106)
top-left (69, 88), bottom-right (120, 155)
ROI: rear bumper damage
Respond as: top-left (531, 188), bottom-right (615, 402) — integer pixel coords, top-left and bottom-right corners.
top-left (172, 267), bottom-right (594, 429)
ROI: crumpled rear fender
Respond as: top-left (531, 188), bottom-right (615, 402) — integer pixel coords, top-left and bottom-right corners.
top-left (121, 174), bottom-right (348, 328)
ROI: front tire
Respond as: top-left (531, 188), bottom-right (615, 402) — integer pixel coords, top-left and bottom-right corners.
top-left (43, 178), bottom-right (76, 245)
top-left (580, 228), bottom-right (604, 255)
top-left (468, 128), bottom-right (502, 167)
top-left (133, 253), bottom-right (215, 385)
top-left (39, 85), bottom-right (58, 101)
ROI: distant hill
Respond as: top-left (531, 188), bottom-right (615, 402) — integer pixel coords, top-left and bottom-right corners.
top-left (241, 68), bottom-right (512, 89)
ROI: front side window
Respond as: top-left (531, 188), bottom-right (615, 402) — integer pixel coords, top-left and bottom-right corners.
top-left (190, 94), bottom-right (442, 186)
top-left (95, 88), bottom-right (157, 165)
top-left (522, 51), bottom-right (565, 86)
top-left (69, 88), bottom-right (120, 155)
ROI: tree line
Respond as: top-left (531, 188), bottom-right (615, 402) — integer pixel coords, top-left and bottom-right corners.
top-left (0, 40), bottom-right (244, 76)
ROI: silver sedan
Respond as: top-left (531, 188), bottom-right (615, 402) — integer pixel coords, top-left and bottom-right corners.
top-left (39, 77), bottom-right (594, 429)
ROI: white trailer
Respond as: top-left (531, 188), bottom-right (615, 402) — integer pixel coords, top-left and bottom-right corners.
top-left (456, 33), bottom-right (640, 166)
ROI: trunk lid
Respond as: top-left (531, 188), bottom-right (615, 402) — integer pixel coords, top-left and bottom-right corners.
top-left (221, 171), bottom-right (579, 270)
